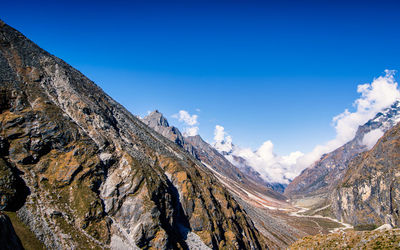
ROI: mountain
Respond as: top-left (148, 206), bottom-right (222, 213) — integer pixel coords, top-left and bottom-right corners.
top-left (331, 121), bottom-right (400, 228)
top-left (0, 20), bottom-right (266, 249)
top-left (285, 101), bottom-right (400, 200)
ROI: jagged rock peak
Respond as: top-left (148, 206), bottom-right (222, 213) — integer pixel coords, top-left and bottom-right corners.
top-left (143, 110), bottom-right (170, 127)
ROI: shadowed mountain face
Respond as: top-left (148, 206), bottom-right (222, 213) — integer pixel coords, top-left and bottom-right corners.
top-left (285, 101), bottom-right (400, 200)
top-left (0, 20), bottom-right (266, 249)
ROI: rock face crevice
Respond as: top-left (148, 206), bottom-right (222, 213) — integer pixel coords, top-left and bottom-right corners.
top-left (0, 20), bottom-right (266, 249)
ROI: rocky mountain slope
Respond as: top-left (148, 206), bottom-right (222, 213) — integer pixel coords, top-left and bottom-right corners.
top-left (0, 20), bottom-right (267, 249)
top-left (332, 121), bottom-right (400, 228)
top-left (285, 101), bottom-right (400, 199)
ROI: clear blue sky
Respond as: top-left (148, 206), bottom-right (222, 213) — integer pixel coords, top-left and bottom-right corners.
top-left (2, 0), bottom-right (400, 154)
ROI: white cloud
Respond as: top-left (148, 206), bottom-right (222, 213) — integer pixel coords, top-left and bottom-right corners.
top-left (333, 70), bottom-right (398, 144)
top-left (184, 127), bottom-right (199, 137)
top-left (362, 129), bottom-right (384, 149)
top-left (214, 125), bottom-right (226, 142)
top-left (212, 70), bottom-right (400, 184)
top-left (172, 110), bottom-right (198, 126)
top-left (213, 125), bottom-right (234, 153)
top-left (212, 125), bottom-right (303, 184)
top-left (232, 141), bottom-right (304, 184)
top-left (294, 70), bottom-right (400, 170)
top-left (173, 110), bottom-right (199, 137)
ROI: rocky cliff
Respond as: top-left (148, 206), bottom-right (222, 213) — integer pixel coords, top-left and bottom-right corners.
top-left (285, 101), bottom-right (400, 199)
top-left (332, 122), bottom-right (400, 228)
top-left (0, 20), bottom-right (266, 249)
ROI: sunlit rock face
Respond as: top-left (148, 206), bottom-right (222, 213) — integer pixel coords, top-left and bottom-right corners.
top-left (0, 20), bottom-right (266, 249)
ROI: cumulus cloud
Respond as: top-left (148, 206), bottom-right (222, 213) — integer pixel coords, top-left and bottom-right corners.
top-left (333, 70), bottom-right (399, 144)
top-left (233, 141), bottom-right (304, 184)
top-left (173, 110), bottom-right (198, 126)
top-left (213, 125), bottom-right (234, 153)
top-left (213, 70), bottom-right (400, 184)
top-left (212, 125), bottom-right (303, 184)
top-left (362, 129), bottom-right (384, 149)
top-left (173, 110), bottom-right (199, 137)
top-left (295, 70), bottom-right (400, 170)
top-left (183, 127), bottom-right (199, 137)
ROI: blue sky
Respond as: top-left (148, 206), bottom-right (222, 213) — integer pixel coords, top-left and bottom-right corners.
top-left (2, 0), bottom-right (400, 155)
